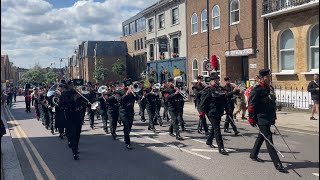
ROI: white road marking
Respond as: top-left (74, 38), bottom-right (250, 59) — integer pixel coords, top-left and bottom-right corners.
top-left (312, 173), bottom-right (319, 177)
top-left (191, 149), bottom-right (219, 153)
top-left (6, 107), bottom-right (56, 180)
top-left (184, 136), bottom-right (236, 152)
top-left (131, 132), bottom-right (211, 160)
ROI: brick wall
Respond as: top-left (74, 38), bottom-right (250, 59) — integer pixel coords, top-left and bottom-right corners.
top-left (186, 0), bottom-right (267, 89)
top-left (270, 7), bottom-right (319, 88)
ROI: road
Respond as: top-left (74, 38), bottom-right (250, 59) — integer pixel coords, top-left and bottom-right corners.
top-left (2, 96), bottom-right (319, 180)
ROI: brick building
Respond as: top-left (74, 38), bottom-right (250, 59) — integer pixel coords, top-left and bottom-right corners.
top-left (70, 41), bottom-right (128, 84)
top-left (262, 0), bottom-right (319, 88)
top-left (120, 11), bottom-right (147, 81)
top-left (186, 0), bottom-right (267, 88)
top-left (1, 54), bottom-right (14, 86)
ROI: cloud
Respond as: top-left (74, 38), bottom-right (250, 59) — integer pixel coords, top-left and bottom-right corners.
top-left (1, 0), bottom-right (159, 68)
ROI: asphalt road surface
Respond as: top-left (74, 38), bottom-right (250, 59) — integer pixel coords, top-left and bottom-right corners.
top-left (2, 97), bottom-right (319, 180)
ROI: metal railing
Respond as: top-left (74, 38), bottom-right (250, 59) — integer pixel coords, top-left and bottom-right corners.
top-left (263, 0), bottom-right (317, 14)
top-left (274, 85), bottom-right (313, 110)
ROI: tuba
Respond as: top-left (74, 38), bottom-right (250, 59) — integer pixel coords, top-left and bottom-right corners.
top-left (132, 81), bottom-right (142, 93)
top-left (46, 83), bottom-right (61, 107)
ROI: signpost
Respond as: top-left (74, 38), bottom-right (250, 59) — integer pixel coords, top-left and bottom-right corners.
top-left (204, 61), bottom-right (213, 72)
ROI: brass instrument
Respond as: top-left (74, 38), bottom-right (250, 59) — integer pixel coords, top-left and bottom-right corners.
top-left (173, 76), bottom-right (189, 101)
top-left (98, 86), bottom-right (108, 94)
top-left (132, 81), bottom-right (142, 93)
top-left (46, 83), bottom-right (61, 107)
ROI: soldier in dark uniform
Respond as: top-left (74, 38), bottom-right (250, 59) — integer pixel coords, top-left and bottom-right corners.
top-left (40, 87), bottom-right (50, 129)
top-left (85, 82), bottom-right (97, 129)
top-left (199, 72), bottom-right (228, 155)
top-left (144, 87), bottom-right (157, 132)
top-left (47, 92), bottom-right (55, 135)
top-left (32, 88), bottom-right (40, 121)
top-left (59, 80), bottom-right (85, 160)
top-left (55, 84), bottom-right (66, 139)
top-left (118, 80), bottom-right (139, 149)
top-left (138, 80), bottom-right (147, 122)
top-left (192, 75), bottom-right (209, 135)
top-left (154, 86), bottom-right (163, 126)
top-left (223, 77), bottom-right (240, 136)
top-left (161, 81), bottom-right (170, 122)
top-left (99, 90), bottom-right (109, 134)
top-left (163, 78), bottom-right (183, 141)
top-left (248, 69), bottom-right (288, 173)
top-left (107, 85), bottom-right (120, 140)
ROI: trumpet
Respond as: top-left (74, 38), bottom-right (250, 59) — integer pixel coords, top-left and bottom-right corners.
top-left (174, 86), bottom-right (189, 102)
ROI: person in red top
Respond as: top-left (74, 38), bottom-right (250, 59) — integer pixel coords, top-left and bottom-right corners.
top-left (25, 90), bottom-right (32, 113)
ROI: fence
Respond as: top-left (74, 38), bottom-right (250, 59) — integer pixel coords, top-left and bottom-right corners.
top-left (274, 85), bottom-right (313, 110)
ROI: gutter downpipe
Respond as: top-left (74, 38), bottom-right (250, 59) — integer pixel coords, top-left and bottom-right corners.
top-left (268, 18), bottom-right (272, 81)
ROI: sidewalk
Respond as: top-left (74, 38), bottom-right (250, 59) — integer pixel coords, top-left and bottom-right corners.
top-left (182, 102), bottom-right (319, 133)
top-left (1, 107), bottom-right (25, 180)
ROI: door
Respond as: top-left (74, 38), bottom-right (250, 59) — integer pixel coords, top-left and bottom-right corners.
top-left (241, 56), bottom-right (249, 82)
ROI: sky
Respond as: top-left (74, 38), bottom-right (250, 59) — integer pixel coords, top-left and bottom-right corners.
top-left (1, 0), bottom-right (159, 68)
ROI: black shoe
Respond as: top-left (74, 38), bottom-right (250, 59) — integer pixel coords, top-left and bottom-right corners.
top-left (141, 116), bottom-right (146, 122)
top-left (90, 125), bottom-right (94, 129)
top-left (310, 116), bottom-right (317, 120)
top-left (105, 130), bottom-right (109, 134)
top-left (224, 129), bottom-right (231, 133)
top-left (126, 144), bottom-right (132, 150)
top-left (275, 165), bottom-right (289, 173)
top-left (251, 157), bottom-right (265, 163)
top-left (234, 131), bottom-right (240, 136)
top-left (219, 149), bottom-right (229, 155)
top-left (159, 122), bottom-right (163, 127)
top-left (51, 130), bottom-right (54, 135)
top-left (182, 127), bottom-right (186, 131)
top-left (206, 142), bottom-right (217, 148)
top-left (205, 132), bottom-right (210, 137)
top-left (73, 154), bottom-right (79, 160)
top-left (59, 134), bottom-right (64, 139)
top-left (197, 129), bottom-right (203, 134)
top-left (112, 133), bottom-right (117, 140)
top-left (176, 136), bottom-right (183, 141)
top-left (169, 133), bottom-right (175, 137)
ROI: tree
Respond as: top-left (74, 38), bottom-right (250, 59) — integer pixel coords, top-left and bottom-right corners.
top-left (94, 59), bottom-right (108, 84)
top-left (20, 65), bottom-right (45, 85)
top-left (44, 71), bottom-right (59, 84)
top-left (112, 58), bottom-right (126, 81)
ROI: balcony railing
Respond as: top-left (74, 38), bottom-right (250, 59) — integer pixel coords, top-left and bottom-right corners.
top-left (263, 0), bottom-right (318, 15)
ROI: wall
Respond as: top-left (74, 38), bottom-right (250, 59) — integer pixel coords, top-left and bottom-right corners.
top-left (270, 7), bottom-right (319, 88)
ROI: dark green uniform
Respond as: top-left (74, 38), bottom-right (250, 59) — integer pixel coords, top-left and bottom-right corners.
top-left (192, 83), bottom-right (208, 134)
top-left (199, 84), bottom-right (228, 154)
top-left (118, 89), bottom-right (138, 148)
top-left (144, 88), bottom-right (157, 130)
top-left (223, 84), bottom-right (239, 134)
top-left (106, 91), bottom-right (120, 139)
top-left (99, 96), bottom-right (109, 133)
top-left (248, 83), bottom-right (284, 168)
top-left (138, 88), bottom-right (147, 121)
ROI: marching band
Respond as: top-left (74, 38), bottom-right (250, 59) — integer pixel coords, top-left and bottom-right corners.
top-left (24, 68), bottom-right (288, 173)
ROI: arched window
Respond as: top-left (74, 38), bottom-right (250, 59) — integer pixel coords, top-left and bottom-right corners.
top-left (279, 29), bottom-right (295, 71)
top-left (309, 24), bottom-right (319, 72)
top-left (192, 59), bottom-right (199, 81)
top-left (230, 0), bottom-right (240, 25)
top-left (191, 13), bottom-right (198, 34)
top-left (202, 59), bottom-right (209, 76)
top-left (212, 5), bottom-right (220, 29)
top-left (201, 9), bottom-right (208, 32)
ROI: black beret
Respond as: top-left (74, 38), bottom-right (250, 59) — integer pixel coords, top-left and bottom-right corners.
top-left (87, 81), bottom-right (92, 85)
top-left (197, 75), bottom-right (203, 80)
top-left (259, 69), bottom-right (271, 77)
top-left (149, 79), bottom-right (155, 84)
top-left (210, 72), bottom-right (220, 80)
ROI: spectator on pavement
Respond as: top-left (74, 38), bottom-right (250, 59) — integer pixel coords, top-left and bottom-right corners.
top-left (308, 73), bottom-right (319, 120)
top-left (1, 91), bottom-right (6, 106)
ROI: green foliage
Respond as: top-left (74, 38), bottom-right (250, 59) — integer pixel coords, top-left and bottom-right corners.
top-left (45, 71), bottom-right (59, 84)
top-left (94, 59), bottom-right (108, 84)
top-left (20, 65), bottom-right (45, 84)
top-left (111, 59), bottom-right (126, 77)
top-left (20, 65), bottom-right (59, 85)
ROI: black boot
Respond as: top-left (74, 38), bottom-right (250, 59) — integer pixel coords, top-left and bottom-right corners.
top-left (219, 149), bottom-right (229, 155)
top-left (112, 133), bottom-right (117, 140)
top-left (126, 144), bottom-right (132, 150)
top-left (275, 164), bottom-right (289, 173)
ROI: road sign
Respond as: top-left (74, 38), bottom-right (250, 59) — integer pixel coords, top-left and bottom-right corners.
top-left (204, 61), bottom-right (213, 71)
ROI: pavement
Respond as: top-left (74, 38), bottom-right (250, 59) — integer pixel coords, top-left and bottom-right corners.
top-left (1, 96), bottom-right (319, 180)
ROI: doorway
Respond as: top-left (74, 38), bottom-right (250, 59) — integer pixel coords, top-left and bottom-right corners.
top-left (241, 56), bottom-right (249, 82)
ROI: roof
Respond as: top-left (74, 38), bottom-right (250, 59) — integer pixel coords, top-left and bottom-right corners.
top-left (82, 41), bottom-right (128, 57)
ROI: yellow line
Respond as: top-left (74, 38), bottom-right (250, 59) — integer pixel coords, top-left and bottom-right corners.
top-left (4, 107), bottom-right (44, 180)
top-left (6, 108), bottom-right (56, 180)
